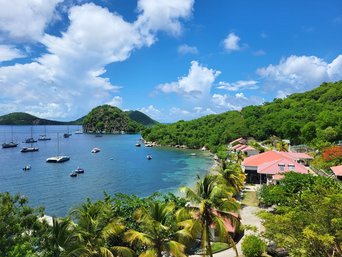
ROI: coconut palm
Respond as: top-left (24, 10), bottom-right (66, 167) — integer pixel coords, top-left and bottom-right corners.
top-left (70, 199), bottom-right (134, 257)
top-left (180, 174), bottom-right (240, 257)
top-left (45, 217), bottom-right (80, 257)
top-left (125, 201), bottom-right (189, 257)
top-left (219, 163), bottom-right (246, 195)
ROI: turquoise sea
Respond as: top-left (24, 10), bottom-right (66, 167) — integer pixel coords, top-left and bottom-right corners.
top-left (0, 125), bottom-right (213, 216)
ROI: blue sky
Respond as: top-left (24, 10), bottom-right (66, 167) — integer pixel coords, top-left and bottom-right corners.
top-left (0, 0), bottom-right (341, 122)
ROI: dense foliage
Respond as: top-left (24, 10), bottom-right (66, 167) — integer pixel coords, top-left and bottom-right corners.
top-left (126, 110), bottom-right (158, 127)
top-left (241, 235), bottom-right (266, 257)
top-left (0, 193), bottom-right (48, 256)
top-left (142, 81), bottom-right (342, 151)
top-left (82, 105), bottom-right (144, 133)
top-left (259, 173), bottom-right (342, 256)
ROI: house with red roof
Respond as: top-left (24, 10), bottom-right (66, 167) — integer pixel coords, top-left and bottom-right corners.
top-left (242, 150), bottom-right (313, 184)
top-left (229, 138), bottom-right (259, 157)
top-left (330, 165), bottom-right (342, 180)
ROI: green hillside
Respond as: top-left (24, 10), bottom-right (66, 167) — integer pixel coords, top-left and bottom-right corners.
top-left (0, 112), bottom-right (68, 125)
top-left (126, 110), bottom-right (158, 127)
top-left (142, 81), bottom-right (342, 151)
top-left (82, 105), bottom-right (144, 133)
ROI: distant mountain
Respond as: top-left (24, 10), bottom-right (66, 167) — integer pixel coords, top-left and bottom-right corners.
top-left (82, 105), bottom-right (145, 133)
top-left (0, 112), bottom-right (81, 125)
top-left (126, 110), bottom-right (158, 127)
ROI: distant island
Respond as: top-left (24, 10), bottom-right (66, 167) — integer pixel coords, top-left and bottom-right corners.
top-left (0, 106), bottom-right (158, 133)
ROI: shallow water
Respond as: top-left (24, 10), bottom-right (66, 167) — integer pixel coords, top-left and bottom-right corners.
top-left (0, 125), bottom-right (212, 216)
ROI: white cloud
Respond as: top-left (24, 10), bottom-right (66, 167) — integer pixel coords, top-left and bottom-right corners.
top-left (170, 107), bottom-right (190, 116)
top-left (257, 54), bottom-right (342, 98)
top-left (0, 0), bottom-right (62, 41)
top-left (217, 80), bottom-right (258, 91)
top-left (212, 93), bottom-right (263, 111)
top-left (136, 0), bottom-right (194, 37)
top-left (139, 105), bottom-right (161, 120)
top-left (235, 92), bottom-right (247, 100)
top-left (178, 44), bottom-right (198, 54)
top-left (0, 45), bottom-right (25, 62)
top-left (223, 32), bottom-right (242, 52)
top-left (157, 61), bottom-right (221, 101)
top-left (107, 96), bottom-right (123, 107)
top-left (0, 1), bottom-right (195, 119)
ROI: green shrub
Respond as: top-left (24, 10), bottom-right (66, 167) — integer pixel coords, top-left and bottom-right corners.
top-left (241, 235), bottom-right (266, 257)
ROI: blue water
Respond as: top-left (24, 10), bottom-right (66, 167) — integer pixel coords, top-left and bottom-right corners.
top-left (0, 125), bottom-right (213, 216)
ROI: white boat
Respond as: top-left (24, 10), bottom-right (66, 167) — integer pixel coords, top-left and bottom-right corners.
top-left (21, 147), bottom-right (39, 153)
top-left (46, 133), bottom-right (70, 163)
top-left (75, 130), bottom-right (83, 134)
top-left (147, 154), bottom-right (152, 160)
top-left (38, 135), bottom-right (51, 141)
top-left (46, 156), bottom-right (70, 163)
top-left (91, 147), bottom-right (100, 153)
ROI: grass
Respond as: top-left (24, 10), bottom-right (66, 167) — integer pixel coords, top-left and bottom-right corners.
top-left (241, 190), bottom-right (259, 207)
top-left (211, 242), bottom-right (230, 253)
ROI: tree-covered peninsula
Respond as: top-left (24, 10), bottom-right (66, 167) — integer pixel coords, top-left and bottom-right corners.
top-left (82, 105), bottom-right (146, 133)
top-left (0, 112), bottom-right (82, 125)
top-left (142, 81), bottom-right (342, 151)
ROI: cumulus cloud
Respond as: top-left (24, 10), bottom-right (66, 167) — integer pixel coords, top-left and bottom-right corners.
top-left (0, 45), bottom-right (25, 62)
top-left (136, 0), bottom-right (194, 37)
top-left (212, 93), bottom-right (264, 111)
top-left (0, 1), bottom-right (195, 119)
top-left (107, 96), bottom-right (123, 107)
top-left (223, 32), bottom-right (243, 52)
top-left (0, 0), bottom-right (62, 42)
top-left (178, 44), bottom-right (198, 54)
top-left (139, 105), bottom-right (161, 120)
top-left (257, 54), bottom-right (342, 98)
top-left (217, 80), bottom-right (258, 91)
top-left (157, 61), bottom-right (221, 101)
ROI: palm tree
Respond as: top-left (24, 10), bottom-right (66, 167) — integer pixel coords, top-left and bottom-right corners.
top-left (180, 174), bottom-right (240, 257)
top-left (219, 163), bottom-right (246, 195)
top-left (125, 201), bottom-right (189, 257)
top-left (45, 217), bottom-right (79, 257)
top-left (70, 199), bottom-right (134, 257)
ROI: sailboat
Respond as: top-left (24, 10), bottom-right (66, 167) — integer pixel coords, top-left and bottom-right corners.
top-left (63, 125), bottom-right (72, 138)
top-left (2, 126), bottom-right (18, 148)
top-left (46, 133), bottom-right (70, 163)
top-left (21, 126), bottom-right (39, 152)
top-left (38, 126), bottom-right (51, 141)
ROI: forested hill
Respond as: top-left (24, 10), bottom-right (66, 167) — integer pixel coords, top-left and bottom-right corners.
top-left (82, 105), bottom-right (145, 133)
top-left (142, 81), bottom-right (342, 151)
top-left (0, 112), bottom-right (82, 125)
top-left (126, 110), bottom-right (158, 127)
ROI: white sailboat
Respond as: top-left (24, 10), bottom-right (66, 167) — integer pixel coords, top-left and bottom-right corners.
top-left (46, 133), bottom-right (70, 163)
top-left (2, 126), bottom-right (18, 148)
top-left (21, 126), bottom-right (39, 152)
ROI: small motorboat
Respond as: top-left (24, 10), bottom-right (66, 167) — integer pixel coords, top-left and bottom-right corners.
top-left (63, 133), bottom-right (72, 138)
top-left (91, 147), bottom-right (100, 153)
top-left (191, 153), bottom-right (197, 156)
top-left (23, 165), bottom-right (31, 171)
top-left (135, 143), bottom-right (141, 147)
top-left (21, 147), bottom-right (39, 153)
top-left (70, 172), bottom-right (77, 177)
top-left (75, 167), bottom-right (84, 174)
top-left (147, 154), bottom-right (152, 160)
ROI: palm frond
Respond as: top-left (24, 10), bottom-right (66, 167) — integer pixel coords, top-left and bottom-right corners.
top-left (99, 246), bottom-right (115, 257)
top-left (111, 246), bottom-right (135, 257)
top-left (139, 249), bottom-right (157, 257)
top-left (124, 229), bottom-right (153, 246)
top-left (167, 240), bottom-right (186, 257)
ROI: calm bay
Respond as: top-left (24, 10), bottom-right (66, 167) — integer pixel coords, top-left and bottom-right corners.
top-left (0, 125), bottom-right (213, 216)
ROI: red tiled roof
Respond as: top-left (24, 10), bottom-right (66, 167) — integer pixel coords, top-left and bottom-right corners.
top-left (230, 137), bottom-right (244, 145)
top-left (236, 144), bottom-right (248, 151)
top-left (285, 152), bottom-right (313, 160)
top-left (243, 150), bottom-right (310, 175)
top-left (331, 165), bottom-right (342, 176)
top-left (232, 143), bottom-right (243, 150)
top-left (241, 146), bottom-right (256, 152)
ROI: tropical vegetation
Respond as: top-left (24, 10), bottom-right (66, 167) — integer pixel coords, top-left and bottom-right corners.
top-left (259, 172), bottom-right (342, 257)
top-left (142, 81), bottom-right (342, 152)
